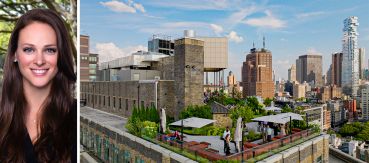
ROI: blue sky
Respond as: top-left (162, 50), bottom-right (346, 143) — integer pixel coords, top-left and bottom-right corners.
top-left (81, 0), bottom-right (369, 82)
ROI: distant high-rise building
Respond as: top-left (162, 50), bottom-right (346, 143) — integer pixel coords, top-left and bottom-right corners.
top-left (296, 54), bottom-right (323, 87)
top-left (88, 53), bottom-right (99, 81)
top-left (227, 71), bottom-right (235, 87)
top-left (359, 48), bottom-right (365, 79)
top-left (241, 42), bottom-right (274, 99)
top-left (293, 82), bottom-right (306, 99)
top-left (80, 35), bottom-right (90, 82)
top-left (332, 52), bottom-right (343, 86)
top-left (288, 64), bottom-right (296, 82)
top-left (344, 99), bottom-right (357, 122)
top-left (326, 64), bottom-right (333, 85)
top-left (342, 16), bottom-right (359, 96)
top-left (361, 84), bottom-right (369, 120)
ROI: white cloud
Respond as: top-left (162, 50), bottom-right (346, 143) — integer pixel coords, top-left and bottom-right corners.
top-left (210, 24), bottom-right (223, 35)
top-left (280, 38), bottom-right (287, 41)
top-left (226, 31), bottom-right (244, 43)
top-left (95, 43), bottom-right (147, 63)
top-left (100, 0), bottom-right (136, 13)
top-left (146, 0), bottom-right (229, 10)
top-left (140, 21), bottom-right (211, 36)
top-left (100, 0), bottom-right (145, 13)
top-left (243, 10), bottom-right (286, 29)
top-left (296, 11), bottom-right (325, 19)
top-left (227, 6), bottom-right (258, 27)
top-left (133, 3), bottom-right (146, 13)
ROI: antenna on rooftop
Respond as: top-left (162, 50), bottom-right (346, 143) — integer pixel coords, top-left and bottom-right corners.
top-left (263, 36), bottom-right (265, 49)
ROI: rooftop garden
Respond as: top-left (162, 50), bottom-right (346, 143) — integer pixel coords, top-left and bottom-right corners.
top-left (124, 90), bottom-right (322, 162)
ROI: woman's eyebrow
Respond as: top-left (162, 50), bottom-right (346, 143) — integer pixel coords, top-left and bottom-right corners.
top-left (20, 43), bottom-right (35, 47)
top-left (44, 44), bottom-right (57, 47)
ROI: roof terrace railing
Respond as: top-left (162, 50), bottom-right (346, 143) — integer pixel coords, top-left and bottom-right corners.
top-left (226, 128), bottom-right (319, 161)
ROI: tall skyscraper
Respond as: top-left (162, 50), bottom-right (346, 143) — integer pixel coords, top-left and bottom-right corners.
top-left (361, 84), bottom-right (369, 120)
top-left (288, 64), bottom-right (296, 82)
top-left (241, 42), bottom-right (274, 99)
top-left (359, 48), bottom-right (366, 79)
top-left (227, 71), bottom-right (236, 86)
top-left (326, 64), bottom-right (332, 85)
top-left (342, 16), bottom-right (359, 96)
top-left (296, 54), bottom-right (323, 87)
top-left (332, 52), bottom-right (343, 86)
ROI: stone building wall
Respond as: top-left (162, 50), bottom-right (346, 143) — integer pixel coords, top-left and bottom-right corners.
top-left (174, 38), bottom-right (204, 119)
top-left (81, 81), bottom-right (176, 117)
top-left (213, 114), bottom-right (232, 128)
top-left (259, 135), bottom-right (330, 163)
top-left (80, 117), bottom-right (196, 163)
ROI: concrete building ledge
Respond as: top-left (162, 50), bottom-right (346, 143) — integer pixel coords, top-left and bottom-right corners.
top-left (81, 107), bottom-right (196, 163)
top-left (281, 146), bottom-right (299, 157)
top-left (257, 153), bottom-right (283, 162)
top-left (298, 140), bottom-right (312, 149)
top-left (312, 135), bottom-right (324, 144)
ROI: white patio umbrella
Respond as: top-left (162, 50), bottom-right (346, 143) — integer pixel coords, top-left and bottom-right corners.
top-left (161, 108), bottom-right (166, 133)
top-left (234, 117), bottom-right (242, 152)
top-left (252, 112), bottom-right (303, 124)
top-left (169, 117), bottom-right (216, 128)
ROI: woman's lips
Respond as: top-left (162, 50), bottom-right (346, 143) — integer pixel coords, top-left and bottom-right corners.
top-left (30, 68), bottom-right (49, 76)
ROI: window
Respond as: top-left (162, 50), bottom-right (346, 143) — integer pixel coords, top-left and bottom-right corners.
top-left (133, 100), bottom-right (136, 108)
top-left (151, 102), bottom-right (155, 109)
top-left (316, 156), bottom-right (322, 163)
top-left (119, 98), bottom-right (122, 109)
top-left (125, 99), bottom-right (128, 111)
top-left (113, 97), bottom-right (116, 108)
top-left (141, 101), bottom-right (144, 109)
top-left (124, 150), bottom-right (131, 163)
top-left (133, 73), bottom-right (140, 80)
top-left (135, 156), bottom-right (144, 163)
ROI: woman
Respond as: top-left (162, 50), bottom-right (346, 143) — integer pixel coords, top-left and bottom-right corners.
top-left (0, 9), bottom-right (76, 162)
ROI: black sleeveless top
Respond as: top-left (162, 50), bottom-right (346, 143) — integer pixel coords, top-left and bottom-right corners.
top-left (24, 100), bottom-right (77, 163)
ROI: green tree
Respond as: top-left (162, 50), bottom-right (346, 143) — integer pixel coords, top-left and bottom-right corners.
top-left (282, 105), bottom-right (293, 113)
top-left (180, 105), bottom-right (212, 119)
top-left (125, 117), bottom-right (143, 137)
top-left (264, 98), bottom-right (273, 106)
top-left (245, 96), bottom-right (263, 114)
top-left (339, 123), bottom-right (362, 137)
top-left (356, 122), bottom-right (369, 141)
top-left (229, 105), bottom-right (254, 126)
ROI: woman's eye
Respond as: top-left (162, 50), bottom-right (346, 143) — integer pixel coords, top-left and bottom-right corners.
top-left (23, 47), bottom-right (34, 53)
top-left (45, 48), bottom-right (57, 54)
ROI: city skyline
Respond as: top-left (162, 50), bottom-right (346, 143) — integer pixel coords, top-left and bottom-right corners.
top-left (81, 0), bottom-right (369, 81)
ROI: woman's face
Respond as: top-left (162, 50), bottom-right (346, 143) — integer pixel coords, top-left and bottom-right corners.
top-left (16, 22), bottom-right (58, 89)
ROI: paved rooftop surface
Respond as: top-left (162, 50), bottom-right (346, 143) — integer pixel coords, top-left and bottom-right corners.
top-left (329, 154), bottom-right (345, 163)
top-left (184, 135), bottom-right (238, 156)
top-left (81, 106), bottom-right (128, 132)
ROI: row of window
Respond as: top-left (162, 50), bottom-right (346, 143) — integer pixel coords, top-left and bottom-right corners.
top-left (81, 56), bottom-right (98, 62)
top-left (82, 93), bottom-right (155, 110)
top-left (81, 127), bottom-right (145, 163)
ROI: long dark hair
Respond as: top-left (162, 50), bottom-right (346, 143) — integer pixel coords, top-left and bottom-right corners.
top-left (0, 9), bottom-right (76, 162)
